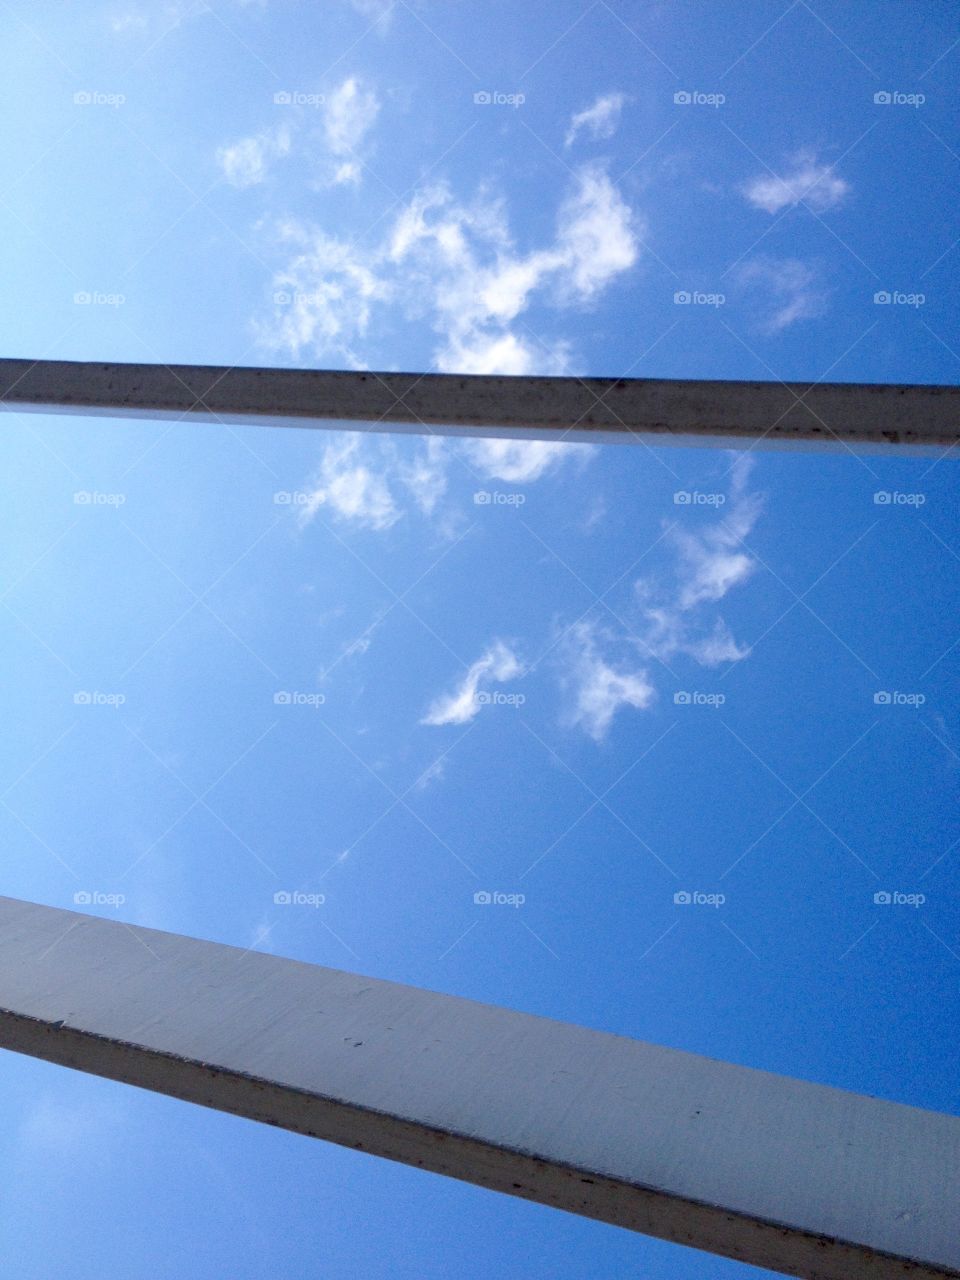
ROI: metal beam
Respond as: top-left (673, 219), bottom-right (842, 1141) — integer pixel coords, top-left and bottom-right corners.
top-left (0, 897), bottom-right (957, 1279)
top-left (0, 357), bottom-right (957, 446)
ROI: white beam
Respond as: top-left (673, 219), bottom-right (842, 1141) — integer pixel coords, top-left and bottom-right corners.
top-left (0, 357), bottom-right (957, 446)
top-left (0, 897), bottom-right (957, 1279)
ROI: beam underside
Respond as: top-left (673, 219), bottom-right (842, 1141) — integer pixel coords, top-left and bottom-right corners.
top-left (0, 357), bottom-right (957, 446)
top-left (0, 898), bottom-right (957, 1280)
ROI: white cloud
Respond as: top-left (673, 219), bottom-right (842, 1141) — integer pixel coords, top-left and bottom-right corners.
top-left (675, 491), bottom-right (760, 608)
top-left (464, 438), bottom-right (587, 484)
top-left (398, 435), bottom-right (448, 514)
top-left (558, 459), bottom-right (762, 738)
top-left (217, 125), bottom-right (291, 188)
top-left (562, 621), bottom-right (655, 740)
top-left (393, 165), bottom-right (639, 370)
top-left (636, 454), bottom-right (761, 658)
top-left (260, 163), bottom-right (640, 375)
top-left (744, 151), bottom-right (849, 214)
top-left (565, 92), bottom-right (627, 148)
top-left (554, 167), bottom-right (639, 299)
top-left (300, 437), bottom-right (400, 530)
top-left (438, 331), bottom-right (565, 376)
top-left (332, 160), bottom-right (362, 187)
top-left (323, 77), bottom-right (380, 158)
top-left (257, 221), bottom-right (388, 363)
top-left (422, 641), bottom-right (522, 726)
top-left (737, 256), bottom-right (827, 333)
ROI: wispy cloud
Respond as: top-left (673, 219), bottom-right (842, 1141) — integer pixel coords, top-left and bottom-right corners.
top-left (674, 462), bottom-right (762, 609)
top-left (636, 454), bottom-right (761, 662)
top-left (294, 431), bottom-right (584, 534)
top-left (397, 435), bottom-right (448, 515)
top-left (736, 256), bottom-right (828, 333)
top-left (561, 621), bottom-right (655, 740)
top-left (300, 437), bottom-right (401, 530)
top-left (217, 125), bottom-right (291, 188)
top-left (258, 223), bottom-right (387, 365)
top-left (743, 150), bottom-right (849, 215)
top-left (464, 438), bottom-right (589, 484)
top-left (258, 163), bottom-right (640, 373)
top-left (422, 641), bottom-right (522, 726)
top-left (565, 92), bottom-right (627, 147)
top-left (320, 77), bottom-right (380, 186)
top-left (559, 457), bottom-right (763, 738)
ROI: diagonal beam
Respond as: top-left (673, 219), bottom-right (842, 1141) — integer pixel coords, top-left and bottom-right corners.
top-left (0, 897), bottom-right (957, 1279)
top-left (0, 357), bottom-right (957, 446)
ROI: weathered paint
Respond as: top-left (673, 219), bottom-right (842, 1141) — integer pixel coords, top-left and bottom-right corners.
top-left (0, 897), bottom-right (956, 1279)
top-left (0, 357), bottom-right (957, 447)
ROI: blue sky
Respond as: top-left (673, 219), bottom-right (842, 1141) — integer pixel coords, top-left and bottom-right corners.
top-left (1, 2), bottom-right (959, 1277)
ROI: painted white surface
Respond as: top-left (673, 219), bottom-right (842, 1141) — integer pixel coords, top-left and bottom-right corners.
top-left (0, 357), bottom-right (956, 446)
top-left (0, 897), bottom-right (957, 1279)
